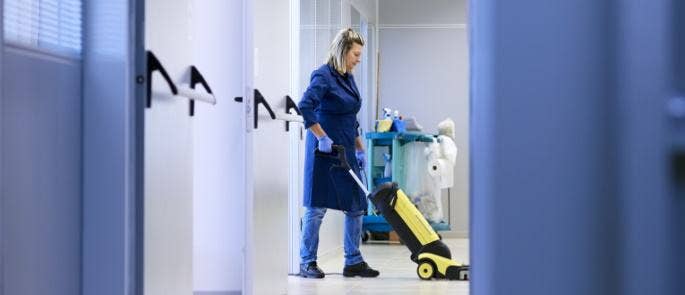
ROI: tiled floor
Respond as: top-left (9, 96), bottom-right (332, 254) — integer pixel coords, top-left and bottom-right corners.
top-left (288, 238), bottom-right (470, 295)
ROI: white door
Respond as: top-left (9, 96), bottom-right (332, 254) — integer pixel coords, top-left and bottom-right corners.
top-left (190, 0), bottom-right (248, 293)
top-left (143, 0), bottom-right (249, 294)
top-left (244, 0), bottom-right (297, 293)
top-left (144, 0), bottom-right (194, 294)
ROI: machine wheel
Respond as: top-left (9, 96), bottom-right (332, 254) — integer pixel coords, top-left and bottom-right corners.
top-left (417, 260), bottom-right (436, 280)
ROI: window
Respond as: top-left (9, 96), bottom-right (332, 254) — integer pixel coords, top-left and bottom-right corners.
top-left (4, 0), bottom-right (82, 57)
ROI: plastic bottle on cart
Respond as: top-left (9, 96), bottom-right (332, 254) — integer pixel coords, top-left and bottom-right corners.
top-left (383, 108), bottom-right (393, 119)
top-left (383, 153), bottom-right (392, 178)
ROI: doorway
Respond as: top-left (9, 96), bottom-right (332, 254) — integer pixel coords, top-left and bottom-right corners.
top-left (287, 0), bottom-right (470, 293)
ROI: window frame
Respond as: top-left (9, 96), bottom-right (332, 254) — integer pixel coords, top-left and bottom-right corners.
top-left (3, 0), bottom-right (83, 60)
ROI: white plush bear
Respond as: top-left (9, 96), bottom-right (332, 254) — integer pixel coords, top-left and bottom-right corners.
top-left (438, 135), bottom-right (457, 166)
top-left (437, 118), bottom-right (456, 139)
top-left (437, 118), bottom-right (458, 165)
top-left (425, 119), bottom-right (458, 189)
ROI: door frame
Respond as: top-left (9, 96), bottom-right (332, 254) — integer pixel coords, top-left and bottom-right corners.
top-left (78, 0), bottom-right (144, 293)
top-left (241, 0), bottom-right (255, 292)
top-left (287, 0), bottom-right (302, 275)
top-left (0, 0), bottom-right (4, 293)
top-left (133, 0), bottom-right (146, 293)
top-left (286, 0), bottom-right (379, 274)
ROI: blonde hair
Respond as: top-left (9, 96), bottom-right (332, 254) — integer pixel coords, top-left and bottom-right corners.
top-left (327, 28), bottom-right (365, 75)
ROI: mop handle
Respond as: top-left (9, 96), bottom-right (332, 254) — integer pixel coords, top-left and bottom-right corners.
top-left (348, 169), bottom-right (370, 196)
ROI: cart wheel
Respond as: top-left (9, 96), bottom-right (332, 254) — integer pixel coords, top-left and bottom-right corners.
top-left (417, 260), bottom-right (435, 280)
top-left (362, 231), bottom-right (370, 243)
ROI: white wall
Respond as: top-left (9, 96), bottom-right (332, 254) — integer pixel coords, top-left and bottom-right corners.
top-left (190, 0), bottom-right (245, 293)
top-left (378, 0), bottom-right (469, 237)
top-left (379, 0), bottom-right (466, 25)
top-left (350, 0), bottom-right (377, 24)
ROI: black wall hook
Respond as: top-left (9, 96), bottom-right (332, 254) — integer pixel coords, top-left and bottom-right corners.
top-left (147, 51), bottom-right (178, 108)
top-left (285, 95), bottom-right (301, 131)
top-left (254, 89), bottom-right (276, 129)
top-left (189, 66), bottom-right (214, 116)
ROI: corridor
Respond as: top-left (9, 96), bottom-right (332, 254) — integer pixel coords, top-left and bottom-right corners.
top-left (288, 239), bottom-right (469, 295)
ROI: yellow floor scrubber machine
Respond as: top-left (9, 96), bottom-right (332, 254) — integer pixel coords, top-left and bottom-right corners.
top-left (320, 145), bottom-right (469, 280)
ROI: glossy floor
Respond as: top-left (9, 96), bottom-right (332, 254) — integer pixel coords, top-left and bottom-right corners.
top-left (288, 238), bottom-right (469, 295)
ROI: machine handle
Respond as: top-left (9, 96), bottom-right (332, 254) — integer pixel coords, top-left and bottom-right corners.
top-left (315, 145), bottom-right (369, 195)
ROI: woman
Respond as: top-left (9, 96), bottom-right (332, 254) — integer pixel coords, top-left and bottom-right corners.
top-left (297, 28), bottom-right (379, 279)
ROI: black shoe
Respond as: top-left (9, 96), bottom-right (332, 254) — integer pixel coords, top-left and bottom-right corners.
top-left (300, 261), bottom-right (325, 279)
top-left (343, 261), bottom-right (380, 278)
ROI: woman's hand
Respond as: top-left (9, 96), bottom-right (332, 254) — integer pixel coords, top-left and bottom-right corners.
top-left (309, 123), bottom-right (333, 152)
top-left (355, 150), bottom-right (365, 169)
top-left (354, 135), bottom-right (366, 168)
top-left (317, 135), bottom-right (333, 153)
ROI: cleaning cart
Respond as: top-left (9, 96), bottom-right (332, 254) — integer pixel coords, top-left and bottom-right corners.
top-left (362, 131), bottom-right (451, 242)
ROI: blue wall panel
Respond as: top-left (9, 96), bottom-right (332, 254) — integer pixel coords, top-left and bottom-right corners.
top-left (471, 1), bottom-right (618, 294)
top-left (471, 0), bottom-right (683, 294)
top-left (1, 48), bottom-right (82, 295)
